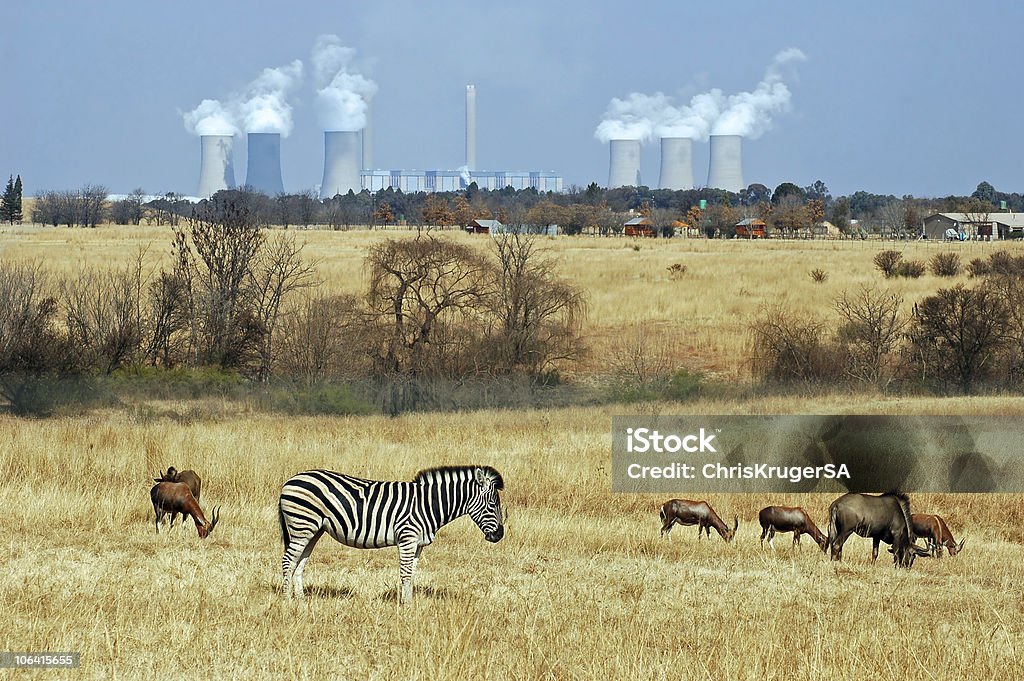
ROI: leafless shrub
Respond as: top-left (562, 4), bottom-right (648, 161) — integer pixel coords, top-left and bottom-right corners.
top-left (667, 263), bottom-right (687, 280)
top-left (929, 252), bottom-right (961, 277)
top-left (834, 287), bottom-right (906, 387)
top-left (906, 284), bottom-right (1011, 393)
top-left (276, 293), bottom-right (371, 383)
top-left (749, 307), bottom-right (838, 385)
top-left (874, 250), bottom-right (903, 278)
top-left (895, 260), bottom-right (926, 278)
top-left (809, 268), bottom-right (828, 283)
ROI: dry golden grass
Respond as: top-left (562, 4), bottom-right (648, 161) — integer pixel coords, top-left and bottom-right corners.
top-left (0, 401), bottom-right (1022, 679)
top-left (1, 226), bottom-right (1023, 678)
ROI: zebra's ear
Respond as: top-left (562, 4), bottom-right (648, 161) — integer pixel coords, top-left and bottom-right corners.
top-left (474, 467), bottom-right (488, 486)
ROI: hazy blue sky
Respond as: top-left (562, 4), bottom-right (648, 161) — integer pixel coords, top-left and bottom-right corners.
top-left (5, 2), bottom-right (1022, 199)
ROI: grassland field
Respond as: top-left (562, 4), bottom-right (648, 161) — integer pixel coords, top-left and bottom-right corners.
top-left (0, 224), bottom-right (1022, 679)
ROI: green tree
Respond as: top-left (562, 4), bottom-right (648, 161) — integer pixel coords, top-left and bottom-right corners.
top-left (1, 175), bottom-right (15, 224)
top-left (771, 182), bottom-right (805, 206)
top-left (972, 181), bottom-right (997, 205)
top-left (12, 175), bottom-right (22, 223)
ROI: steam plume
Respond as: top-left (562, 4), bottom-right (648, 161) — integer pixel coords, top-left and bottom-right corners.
top-left (312, 35), bottom-right (378, 131)
top-left (237, 60), bottom-right (304, 136)
top-left (183, 99), bottom-right (238, 136)
top-left (711, 48), bottom-right (806, 138)
top-left (594, 47), bottom-right (805, 143)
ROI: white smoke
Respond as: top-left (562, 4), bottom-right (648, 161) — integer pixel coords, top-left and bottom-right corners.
top-left (184, 60), bottom-right (303, 137)
top-left (183, 99), bottom-right (238, 136)
top-left (312, 35), bottom-right (378, 131)
top-left (595, 47), bottom-right (805, 143)
top-left (711, 48), bottom-right (806, 138)
top-left (236, 60), bottom-right (304, 136)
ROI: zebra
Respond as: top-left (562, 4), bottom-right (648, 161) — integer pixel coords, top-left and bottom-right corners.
top-left (278, 465), bottom-right (505, 603)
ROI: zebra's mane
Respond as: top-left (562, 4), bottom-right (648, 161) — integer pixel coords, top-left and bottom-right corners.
top-left (414, 465), bottom-right (504, 490)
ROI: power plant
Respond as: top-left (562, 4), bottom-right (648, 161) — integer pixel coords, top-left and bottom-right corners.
top-left (706, 134), bottom-right (744, 192)
top-left (244, 132), bottom-right (285, 195)
top-left (189, 83), bottom-right (561, 197)
top-left (657, 137), bottom-right (693, 190)
top-left (320, 130), bottom-right (362, 199)
top-left (608, 139), bottom-right (641, 189)
top-left (197, 135), bottom-right (236, 198)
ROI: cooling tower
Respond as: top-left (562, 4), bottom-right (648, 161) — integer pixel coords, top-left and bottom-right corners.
top-left (466, 84), bottom-right (477, 170)
top-left (245, 133), bottom-right (284, 194)
top-left (362, 95), bottom-right (374, 170)
top-left (706, 134), bottom-right (744, 192)
top-left (197, 135), bottom-right (236, 198)
top-left (320, 130), bottom-right (361, 199)
top-left (658, 137), bottom-right (694, 190)
top-left (608, 139), bottom-right (641, 188)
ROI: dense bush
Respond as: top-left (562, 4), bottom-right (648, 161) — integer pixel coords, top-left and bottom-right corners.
top-left (929, 252), bottom-right (961, 277)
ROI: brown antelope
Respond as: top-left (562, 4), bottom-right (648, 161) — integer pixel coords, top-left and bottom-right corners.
top-left (911, 513), bottom-right (965, 557)
top-left (153, 467), bottom-right (202, 528)
top-left (150, 481), bottom-right (220, 539)
top-left (659, 499), bottom-right (737, 542)
top-left (758, 505), bottom-right (827, 551)
top-left (827, 491), bottom-right (929, 568)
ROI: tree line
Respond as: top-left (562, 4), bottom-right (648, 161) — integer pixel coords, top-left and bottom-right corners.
top-left (16, 177), bottom-right (1024, 238)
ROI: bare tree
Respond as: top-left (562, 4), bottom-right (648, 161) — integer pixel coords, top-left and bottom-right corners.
top-left (61, 254), bottom-right (147, 374)
top-left (834, 287), bottom-right (905, 387)
top-left (366, 235), bottom-right (492, 375)
top-left (248, 232), bottom-right (317, 381)
top-left (487, 232), bottom-right (586, 376)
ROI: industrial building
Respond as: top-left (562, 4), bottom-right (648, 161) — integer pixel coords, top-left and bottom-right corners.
top-left (359, 169), bottom-right (562, 194)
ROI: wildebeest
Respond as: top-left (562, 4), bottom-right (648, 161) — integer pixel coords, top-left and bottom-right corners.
top-left (659, 499), bottom-right (737, 542)
top-left (153, 467), bottom-right (202, 527)
top-left (150, 481), bottom-right (220, 539)
top-left (758, 505), bottom-right (827, 551)
top-left (911, 513), bottom-right (965, 557)
top-left (827, 491), bottom-right (928, 568)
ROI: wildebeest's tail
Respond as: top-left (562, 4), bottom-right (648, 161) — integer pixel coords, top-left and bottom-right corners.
top-left (826, 502), bottom-right (839, 550)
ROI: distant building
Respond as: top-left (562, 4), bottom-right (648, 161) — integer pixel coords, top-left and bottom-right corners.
top-left (922, 212), bottom-right (1024, 240)
top-left (734, 217), bottom-right (767, 239)
top-left (624, 216), bottom-right (654, 237)
top-left (362, 170), bottom-right (563, 193)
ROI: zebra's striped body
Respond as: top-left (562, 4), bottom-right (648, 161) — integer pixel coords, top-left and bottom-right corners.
top-left (278, 466), bottom-right (504, 603)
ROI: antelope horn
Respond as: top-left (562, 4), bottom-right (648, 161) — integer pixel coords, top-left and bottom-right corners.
top-left (957, 537), bottom-right (966, 553)
top-left (208, 505), bottom-right (221, 533)
top-left (733, 517), bottom-right (739, 533)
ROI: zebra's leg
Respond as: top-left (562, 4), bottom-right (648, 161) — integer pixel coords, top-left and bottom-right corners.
top-left (283, 527), bottom-right (325, 599)
top-left (398, 540), bottom-right (418, 604)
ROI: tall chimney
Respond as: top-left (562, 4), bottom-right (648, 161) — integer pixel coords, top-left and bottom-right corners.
top-left (466, 84), bottom-right (477, 170)
top-left (608, 139), bottom-right (641, 188)
top-left (244, 132), bottom-right (285, 195)
top-left (197, 135), bottom-right (236, 198)
top-left (320, 131), bottom-right (361, 199)
top-left (658, 137), bottom-right (693, 190)
top-left (362, 95), bottom-right (374, 170)
top-left (706, 134), bottom-right (743, 192)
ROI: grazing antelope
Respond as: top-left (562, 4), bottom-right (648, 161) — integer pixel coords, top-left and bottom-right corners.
top-left (153, 467), bottom-right (203, 528)
top-left (150, 481), bottom-right (220, 539)
top-left (659, 499), bottom-right (738, 542)
top-left (758, 505), bottom-right (827, 551)
top-left (278, 466), bottom-right (505, 603)
top-left (827, 491), bottom-right (928, 568)
top-left (911, 513), bottom-right (965, 557)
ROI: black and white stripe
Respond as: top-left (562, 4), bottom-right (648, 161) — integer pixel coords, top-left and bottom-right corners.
top-left (278, 466), bottom-right (504, 602)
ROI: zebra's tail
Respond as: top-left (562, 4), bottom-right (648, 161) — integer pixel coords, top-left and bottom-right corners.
top-left (278, 499), bottom-right (290, 549)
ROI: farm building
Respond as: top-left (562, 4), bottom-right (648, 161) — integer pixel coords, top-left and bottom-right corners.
top-left (469, 219), bottom-right (558, 236)
top-left (734, 218), bottom-right (767, 238)
top-left (922, 212), bottom-right (1024, 240)
top-left (467, 218), bottom-right (504, 234)
top-left (624, 216), bottom-right (655, 237)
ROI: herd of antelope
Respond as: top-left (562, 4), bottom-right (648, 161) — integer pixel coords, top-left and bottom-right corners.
top-left (659, 492), bottom-right (965, 568)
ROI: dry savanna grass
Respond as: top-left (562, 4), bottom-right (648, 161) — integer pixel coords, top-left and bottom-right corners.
top-left (1, 226), bottom-right (1023, 678)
